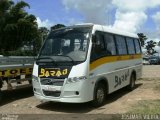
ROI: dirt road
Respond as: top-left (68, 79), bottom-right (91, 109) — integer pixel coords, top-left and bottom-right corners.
top-left (0, 65), bottom-right (160, 115)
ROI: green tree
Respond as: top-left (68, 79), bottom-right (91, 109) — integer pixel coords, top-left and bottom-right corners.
top-left (39, 27), bottom-right (49, 45)
top-left (0, 0), bottom-right (40, 55)
top-left (0, 0), bottom-right (14, 52)
top-left (51, 24), bottom-right (65, 31)
top-left (30, 27), bottom-right (50, 55)
top-left (1, 1), bottom-right (31, 50)
top-left (0, 1), bottom-right (66, 56)
top-left (145, 40), bottom-right (157, 55)
top-left (137, 33), bottom-right (147, 47)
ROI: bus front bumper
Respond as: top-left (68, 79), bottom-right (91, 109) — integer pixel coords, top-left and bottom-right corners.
top-left (34, 92), bottom-right (91, 103)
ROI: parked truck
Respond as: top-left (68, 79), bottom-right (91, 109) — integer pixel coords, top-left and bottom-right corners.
top-left (0, 56), bottom-right (34, 101)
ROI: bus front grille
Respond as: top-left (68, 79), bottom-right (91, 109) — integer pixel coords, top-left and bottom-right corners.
top-left (40, 78), bottom-right (64, 86)
top-left (43, 90), bottom-right (61, 97)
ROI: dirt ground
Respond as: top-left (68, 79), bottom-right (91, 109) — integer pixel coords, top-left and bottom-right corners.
top-left (0, 65), bottom-right (160, 117)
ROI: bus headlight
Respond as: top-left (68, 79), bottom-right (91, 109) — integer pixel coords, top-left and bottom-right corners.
top-left (32, 75), bottom-right (39, 82)
top-left (66, 76), bottom-right (87, 84)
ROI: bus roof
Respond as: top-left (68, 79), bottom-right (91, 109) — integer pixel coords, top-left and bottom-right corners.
top-left (53, 23), bottom-right (138, 39)
top-left (73, 23), bottom-right (138, 39)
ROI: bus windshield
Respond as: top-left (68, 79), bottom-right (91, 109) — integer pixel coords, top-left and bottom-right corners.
top-left (38, 27), bottom-right (92, 63)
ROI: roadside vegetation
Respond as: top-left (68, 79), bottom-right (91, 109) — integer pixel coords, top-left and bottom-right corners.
top-left (129, 100), bottom-right (160, 114)
top-left (0, 0), bottom-right (65, 56)
top-left (128, 79), bottom-right (160, 114)
top-left (138, 33), bottom-right (159, 55)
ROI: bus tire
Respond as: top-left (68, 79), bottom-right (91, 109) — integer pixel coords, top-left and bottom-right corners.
top-left (92, 83), bottom-right (106, 107)
top-left (127, 73), bottom-right (136, 91)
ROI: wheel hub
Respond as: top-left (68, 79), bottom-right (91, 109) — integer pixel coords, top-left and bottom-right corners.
top-left (97, 88), bottom-right (104, 103)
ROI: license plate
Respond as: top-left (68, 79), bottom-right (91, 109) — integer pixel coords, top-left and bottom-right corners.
top-left (41, 85), bottom-right (56, 91)
top-left (38, 66), bottom-right (71, 78)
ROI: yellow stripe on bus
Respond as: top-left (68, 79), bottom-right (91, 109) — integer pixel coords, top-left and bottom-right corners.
top-left (90, 54), bottom-right (142, 71)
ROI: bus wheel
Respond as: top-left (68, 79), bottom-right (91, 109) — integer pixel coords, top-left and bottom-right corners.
top-left (127, 73), bottom-right (136, 91)
top-left (92, 83), bottom-right (106, 107)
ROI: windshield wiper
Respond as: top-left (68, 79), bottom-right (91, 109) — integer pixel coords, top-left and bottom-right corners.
top-left (52, 55), bottom-right (75, 64)
top-left (37, 55), bottom-right (75, 64)
top-left (36, 57), bottom-right (56, 64)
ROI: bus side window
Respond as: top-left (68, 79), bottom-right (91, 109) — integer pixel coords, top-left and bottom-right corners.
top-left (91, 32), bottom-right (106, 61)
top-left (115, 35), bottom-right (127, 55)
top-left (104, 33), bottom-right (116, 55)
top-left (134, 39), bottom-right (141, 54)
top-left (126, 37), bottom-right (136, 54)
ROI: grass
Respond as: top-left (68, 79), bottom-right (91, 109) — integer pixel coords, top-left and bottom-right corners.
top-left (129, 100), bottom-right (160, 114)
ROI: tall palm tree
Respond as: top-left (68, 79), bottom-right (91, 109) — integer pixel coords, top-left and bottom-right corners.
top-left (4, 1), bottom-right (31, 50)
top-left (0, 0), bottom-right (14, 51)
top-left (0, 0), bottom-right (39, 53)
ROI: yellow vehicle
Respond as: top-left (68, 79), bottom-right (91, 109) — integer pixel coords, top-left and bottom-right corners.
top-left (0, 56), bottom-right (34, 101)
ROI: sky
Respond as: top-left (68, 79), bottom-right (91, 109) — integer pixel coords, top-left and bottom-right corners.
top-left (13, 0), bottom-right (160, 42)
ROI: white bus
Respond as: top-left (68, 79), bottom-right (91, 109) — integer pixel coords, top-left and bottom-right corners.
top-left (32, 24), bottom-right (142, 107)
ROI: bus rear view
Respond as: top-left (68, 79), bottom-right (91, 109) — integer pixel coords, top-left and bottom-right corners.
top-left (32, 24), bottom-right (142, 107)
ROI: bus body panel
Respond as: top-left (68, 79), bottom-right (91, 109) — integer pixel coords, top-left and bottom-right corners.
top-left (32, 61), bottom-right (95, 103)
top-left (32, 24), bottom-right (142, 104)
top-left (90, 57), bottom-right (142, 94)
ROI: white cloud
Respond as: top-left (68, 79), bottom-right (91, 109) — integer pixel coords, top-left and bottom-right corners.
top-left (67, 18), bottom-right (83, 25)
top-left (113, 11), bottom-right (147, 32)
top-left (154, 46), bottom-right (160, 53)
top-left (112, 0), bottom-right (160, 33)
top-left (36, 17), bottom-right (53, 28)
top-left (153, 38), bottom-right (160, 43)
top-left (63, 0), bottom-right (113, 25)
top-left (144, 12), bottom-right (160, 42)
top-left (112, 0), bottom-right (160, 12)
top-left (146, 38), bottom-right (160, 45)
top-left (63, 0), bottom-right (160, 34)
top-left (152, 12), bottom-right (160, 30)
